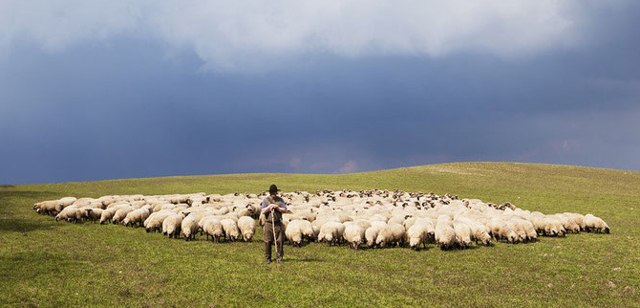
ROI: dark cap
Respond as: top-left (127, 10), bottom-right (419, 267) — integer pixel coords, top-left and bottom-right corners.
top-left (269, 184), bottom-right (280, 193)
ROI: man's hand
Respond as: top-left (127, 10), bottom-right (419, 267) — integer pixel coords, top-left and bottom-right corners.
top-left (269, 204), bottom-right (279, 211)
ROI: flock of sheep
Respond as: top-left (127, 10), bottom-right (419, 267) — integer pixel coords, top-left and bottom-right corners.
top-left (33, 189), bottom-right (610, 250)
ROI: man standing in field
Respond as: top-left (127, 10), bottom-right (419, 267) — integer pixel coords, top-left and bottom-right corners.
top-left (261, 184), bottom-right (287, 264)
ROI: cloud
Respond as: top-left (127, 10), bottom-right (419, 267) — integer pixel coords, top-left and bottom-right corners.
top-left (1, 1), bottom-right (639, 183)
top-left (0, 0), bottom-right (600, 71)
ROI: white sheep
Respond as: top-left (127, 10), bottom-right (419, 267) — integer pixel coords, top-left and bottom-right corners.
top-left (387, 215), bottom-right (406, 226)
top-left (144, 211), bottom-right (172, 233)
top-left (542, 216), bottom-right (565, 237)
top-left (296, 220), bottom-right (317, 243)
top-left (34, 200), bottom-right (63, 215)
top-left (181, 214), bottom-right (199, 241)
top-left (237, 216), bottom-right (256, 242)
top-left (100, 208), bottom-right (117, 224)
top-left (33, 190), bottom-right (607, 252)
top-left (352, 219), bottom-right (372, 232)
top-left (584, 214), bottom-right (610, 233)
top-left (85, 208), bottom-right (104, 222)
top-left (563, 212), bottom-right (586, 231)
top-left (123, 207), bottom-right (151, 227)
top-left (55, 206), bottom-right (81, 223)
top-left (59, 197), bottom-right (77, 207)
top-left (403, 217), bottom-right (418, 231)
top-left (318, 221), bottom-right (345, 245)
top-left (201, 217), bottom-right (224, 242)
top-left (365, 226), bottom-right (382, 248)
top-left (162, 214), bottom-right (183, 239)
top-left (452, 220), bottom-right (472, 248)
top-left (457, 217), bottom-right (491, 246)
top-left (375, 223), bottom-right (405, 248)
top-left (556, 214), bottom-right (581, 234)
top-left (435, 216), bottom-right (456, 250)
top-left (369, 220), bottom-right (387, 229)
top-left (112, 207), bottom-right (135, 224)
top-left (343, 223), bottom-right (365, 250)
top-left (220, 219), bottom-right (240, 242)
top-left (285, 220), bottom-right (305, 247)
top-left (406, 223), bottom-right (429, 250)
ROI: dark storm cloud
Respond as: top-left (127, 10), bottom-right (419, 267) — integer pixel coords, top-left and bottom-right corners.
top-left (1, 2), bottom-right (639, 183)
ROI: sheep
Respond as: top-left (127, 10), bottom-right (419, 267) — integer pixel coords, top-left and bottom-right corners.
top-left (509, 218), bottom-right (537, 242)
top-left (369, 214), bottom-right (388, 223)
top-left (85, 208), bottom-right (104, 222)
top-left (522, 220), bottom-right (538, 242)
top-left (202, 217), bottom-right (224, 242)
top-left (33, 190), bottom-right (605, 252)
top-left (509, 218), bottom-right (529, 242)
top-left (365, 226), bottom-right (382, 248)
top-left (123, 207), bottom-right (151, 227)
top-left (298, 220), bottom-right (316, 242)
top-left (488, 218), bottom-right (518, 243)
top-left (55, 206), bottom-right (81, 223)
top-left (584, 214), bottom-right (610, 233)
top-left (220, 219), bottom-right (240, 242)
top-left (100, 208), bottom-right (117, 224)
top-left (144, 211), bottom-right (172, 233)
top-left (197, 215), bottom-right (214, 235)
top-left (387, 215), bottom-right (406, 226)
top-left (59, 197), bottom-right (77, 207)
top-left (343, 223), bottom-right (365, 250)
top-left (285, 220), bottom-right (305, 247)
top-left (542, 216), bottom-right (565, 237)
top-left (403, 217), bottom-right (418, 231)
top-left (181, 214), bottom-right (199, 241)
top-left (312, 217), bottom-right (340, 232)
top-left (318, 221), bottom-right (345, 245)
top-left (72, 198), bottom-right (94, 208)
top-left (375, 223), bottom-right (405, 248)
top-left (369, 220), bottom-right (387, 229)
top-left (352, 219), bottom-right (372, 232)
top-left (555, 214), bottom-right (581, 234)
top-left (435, 216), bottom-right (456, 250)
top-left (238, 216), bottom-right (256, 242)
top-left (162, 214), bottom-right (183, 239)
top-left (112, 207), bottom-right (135, 224)
top-left (563, 212), bottom-right (586, 230)
top-left (417, 218), bottom-right (436, 243)
top-left (406, 222), bottom-right (429, 250)
top-left (452, 219), bottom-right (472, 248)
top-left (296, 209), bottom-right (317, 222)
top-left (458, 217), bottom-right (491, 246)
top-left (34, 200), bottom-right (63, 215)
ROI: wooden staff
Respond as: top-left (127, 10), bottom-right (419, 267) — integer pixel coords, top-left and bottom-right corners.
top-left (271, 207), bottom-right (279, 261)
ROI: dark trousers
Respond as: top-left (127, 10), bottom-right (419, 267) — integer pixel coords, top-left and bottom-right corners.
top-left (263, 222), bottom-right (284, 261)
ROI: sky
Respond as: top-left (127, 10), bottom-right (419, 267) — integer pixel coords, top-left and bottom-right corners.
top-left (1, 0), bottom-right (639, 184)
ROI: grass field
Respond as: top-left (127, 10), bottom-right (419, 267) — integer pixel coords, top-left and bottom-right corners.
top-left (1, 162), bottom-right (639, 307)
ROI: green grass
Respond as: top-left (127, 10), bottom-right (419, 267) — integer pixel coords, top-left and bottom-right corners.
top-left (1, 162), bottom-right (639, 307)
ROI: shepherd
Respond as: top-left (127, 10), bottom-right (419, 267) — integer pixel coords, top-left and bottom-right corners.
top-left (261, 184), bottom-right (287, 264)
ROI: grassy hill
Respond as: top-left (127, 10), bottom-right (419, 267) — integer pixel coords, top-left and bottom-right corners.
top-left (1, 162), bottom-right (639, 307)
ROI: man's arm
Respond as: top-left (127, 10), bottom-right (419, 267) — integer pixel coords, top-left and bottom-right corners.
top-left (260, 197), bottom-right (287, 213)
top-left (260, 199), bottom-right (272, 214)
top-left (274, 200), bottom-right (287, 212)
